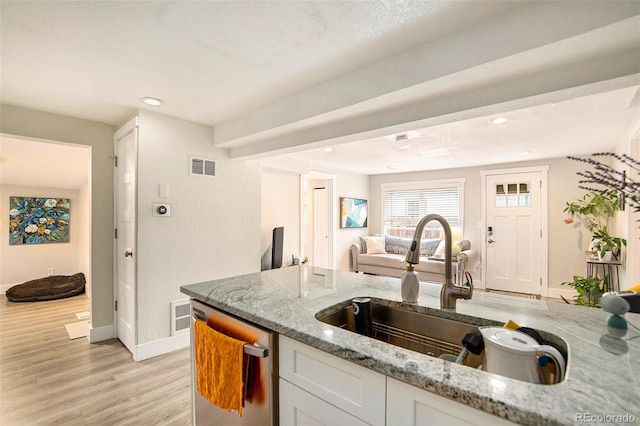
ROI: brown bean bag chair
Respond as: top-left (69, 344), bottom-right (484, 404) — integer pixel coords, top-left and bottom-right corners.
top-left (6, 273), bottom-right (86, 302)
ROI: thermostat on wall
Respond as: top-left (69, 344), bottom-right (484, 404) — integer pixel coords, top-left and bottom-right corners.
top-left (153, 203), bottom-right (171, 217)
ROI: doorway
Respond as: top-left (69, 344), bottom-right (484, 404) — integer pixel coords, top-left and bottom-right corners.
top-left (481, 167), bottom-right (548, 296)
top-left (301, 172), bottom-right (335, 269)
top-left (0, 134), bottom-right (92, 305)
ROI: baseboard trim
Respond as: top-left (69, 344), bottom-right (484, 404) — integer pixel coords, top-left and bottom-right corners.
top-left (134, 331), bottom-right (190, 362)
top-left (0, 282), bottom-right (20, 295)
top-left (547, 287), bottom-right (576, 300)
top-left (88, 323), bottom-right (115, 343)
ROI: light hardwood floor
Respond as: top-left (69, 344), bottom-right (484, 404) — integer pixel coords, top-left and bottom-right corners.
top-left (0, 294), bottom-right (192, 425)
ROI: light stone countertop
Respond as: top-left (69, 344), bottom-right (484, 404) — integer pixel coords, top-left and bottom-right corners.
top-left (180, 266), bottom-right (640, 426)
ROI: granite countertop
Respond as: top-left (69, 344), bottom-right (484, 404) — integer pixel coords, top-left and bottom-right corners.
top-left (181, 266), bottom-right (640, 426)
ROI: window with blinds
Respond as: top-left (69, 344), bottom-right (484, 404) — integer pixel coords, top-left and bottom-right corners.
top-left (382, 180), bottom-right (464, 239)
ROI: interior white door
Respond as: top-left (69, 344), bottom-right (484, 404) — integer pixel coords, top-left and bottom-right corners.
top-left (485, 172), bottom-right (542, 294)
top-left (313, 187), bottom-right (329, 268)
top-left (115, 127), bottom-right (137, 354)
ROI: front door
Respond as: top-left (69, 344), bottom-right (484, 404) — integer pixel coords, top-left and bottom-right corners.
top-left (115, 125), bottom-right (137, 354)
top-left (485, 171), bottom-right (544, 295)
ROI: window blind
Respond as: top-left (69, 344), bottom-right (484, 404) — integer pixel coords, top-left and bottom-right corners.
top-left (383, 184), bottom-right (461, 238)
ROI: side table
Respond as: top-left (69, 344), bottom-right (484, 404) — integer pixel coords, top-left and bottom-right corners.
top-left (586, 253), bottom-right (622, 293)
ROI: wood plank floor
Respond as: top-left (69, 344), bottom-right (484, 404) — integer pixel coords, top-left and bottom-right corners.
top-left (0, 294), bottom-right (192, 425)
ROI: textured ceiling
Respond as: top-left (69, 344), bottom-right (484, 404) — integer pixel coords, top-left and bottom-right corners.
top-left (1, 1), bottom-right (639, 181)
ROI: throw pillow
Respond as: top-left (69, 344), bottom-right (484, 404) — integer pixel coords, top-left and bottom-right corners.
top-left (365, 236), bottom-right (386, 254)
top-left (359, 236), bottom-right (368, 253)
top-left (434, 240), bottom-right (462, 257)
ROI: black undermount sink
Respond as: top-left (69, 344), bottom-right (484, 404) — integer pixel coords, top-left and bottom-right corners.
top-left (315, 297), bottom-right (568, 382)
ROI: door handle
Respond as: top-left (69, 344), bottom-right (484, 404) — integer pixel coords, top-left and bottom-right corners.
top-left (124, 250), bottom-right (133, 258)
top-left (487, 239), bottom-right (495, 244)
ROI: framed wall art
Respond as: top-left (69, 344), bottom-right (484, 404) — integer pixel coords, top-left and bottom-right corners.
top-left (340, 197), bottom-right (368, 228)
top-left (9, 197), bottom-right (70, 245)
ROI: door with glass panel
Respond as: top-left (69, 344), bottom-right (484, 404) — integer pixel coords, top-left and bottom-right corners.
top-left (485, 172), bottom-right (542, 295)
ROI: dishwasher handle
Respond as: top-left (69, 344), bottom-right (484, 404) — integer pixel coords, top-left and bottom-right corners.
top-left (192, 309), bottom-right (269, 358)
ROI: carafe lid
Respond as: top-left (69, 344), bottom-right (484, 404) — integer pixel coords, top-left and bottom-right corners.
top-left (480, 327), bottom-right (539, 353)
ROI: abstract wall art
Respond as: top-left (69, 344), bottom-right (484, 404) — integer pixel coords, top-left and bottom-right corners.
top-left (340, 197), bottom-right (368, 228)
top-left (9, 197), bottom-right (70, 245)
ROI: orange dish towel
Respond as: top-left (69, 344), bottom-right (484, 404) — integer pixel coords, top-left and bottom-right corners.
top-left (194, 319), bottom-right (247, 417)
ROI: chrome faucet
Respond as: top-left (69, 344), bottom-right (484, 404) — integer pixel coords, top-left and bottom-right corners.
top-left (400, 214), bottom-right (473, 309)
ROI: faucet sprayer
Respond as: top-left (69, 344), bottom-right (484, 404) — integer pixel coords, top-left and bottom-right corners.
top-left (400, 214), bottom-right (473, 309)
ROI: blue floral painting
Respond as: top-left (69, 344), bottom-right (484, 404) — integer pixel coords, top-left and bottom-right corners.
top-left (9, 197), bottom-right (70, 245)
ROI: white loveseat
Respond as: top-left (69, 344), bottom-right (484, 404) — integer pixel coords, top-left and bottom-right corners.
top-left (351, 235), bottom-right (478, 284)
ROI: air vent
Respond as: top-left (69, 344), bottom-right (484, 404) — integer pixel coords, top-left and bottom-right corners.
top-left (190, 156), bottom-right (217, 178)
top-left (171, 299), bottom-right (191, 335)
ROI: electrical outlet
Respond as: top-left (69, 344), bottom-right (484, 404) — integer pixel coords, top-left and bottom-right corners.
top-left (47, 268), bottom-right (54, 276)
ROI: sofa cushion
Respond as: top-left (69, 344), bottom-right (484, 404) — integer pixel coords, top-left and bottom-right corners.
top-left (364, 236), bottom-right (386, 254)
top-left (414, 259), bottom-right (446, 275)
top-left (358, 253), bottom-right (405, 269)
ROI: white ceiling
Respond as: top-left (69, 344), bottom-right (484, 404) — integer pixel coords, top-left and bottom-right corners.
top-left (1, 1), bottom-right (639, 181)
top-left (0, 137), bottom-right (91, 189)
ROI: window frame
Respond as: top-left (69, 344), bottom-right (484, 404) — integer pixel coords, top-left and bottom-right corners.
top-left (380, 178), bottom-right (465, 239)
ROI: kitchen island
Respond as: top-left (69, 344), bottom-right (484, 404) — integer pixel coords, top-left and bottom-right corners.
top-left (181, 266), bottom-right (640, 425)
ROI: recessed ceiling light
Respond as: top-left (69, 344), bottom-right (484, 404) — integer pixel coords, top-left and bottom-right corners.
top-left (387, 165), bottom-right (398, 170)
top-left (139, 97), bottom-right (164, 106)
top-left (518, 151), bottom-right (532, 156)
top-left (491, 117), bottom-right (507, 125)
top-left (323, 147), bottom-right (334, 152)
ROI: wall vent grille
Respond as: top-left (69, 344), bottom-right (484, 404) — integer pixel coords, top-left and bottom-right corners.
top-left (190, 156), bottom-right (217, 178)
top-left (171, 299), bottom-right (191, 335)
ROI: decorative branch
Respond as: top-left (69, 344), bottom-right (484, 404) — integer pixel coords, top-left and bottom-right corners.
top-left (568, 153), bottom-right (640, 218)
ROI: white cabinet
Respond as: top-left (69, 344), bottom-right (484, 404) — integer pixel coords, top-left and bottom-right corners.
top-left (279, 336), bottom-right (386, 426)
top-left (279, 336), bottom-right (515, 426)
top-left (280, 379), bottom-right (369, 426)
top-left (386, 377), bottom-right (516, 425)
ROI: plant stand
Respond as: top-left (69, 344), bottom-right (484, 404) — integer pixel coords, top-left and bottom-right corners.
top-left (586, 254), bottom-right (621, 296)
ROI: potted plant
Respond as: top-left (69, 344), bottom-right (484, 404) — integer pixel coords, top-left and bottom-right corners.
top-left (561, 275), bottom-right (605, 307)
top-left (564, 190), bottom-right (625, 259)
top-left (590, 227), bottom-right (626, 261)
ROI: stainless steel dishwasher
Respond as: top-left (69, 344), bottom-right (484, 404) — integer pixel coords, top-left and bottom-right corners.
top-left (190, 299), bottom-right (278, 425)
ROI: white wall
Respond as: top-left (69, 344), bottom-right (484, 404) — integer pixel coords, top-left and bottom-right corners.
top-left (617, 119), bottom-right (640, 289)
top-left (135, 110), bottom-right (262, 344)
top-left (261, 169), bottom-right (300, 269)
top-left (259, 159), bottom-right (370, 272)
top-left (1, 105), bottom-right (114, 331)
top-left (0, 185), bottom-right (85, 291)
top-left (334, 170), bottom-right (369, 271)
top-left (370, 157), bottom-right (592, 290)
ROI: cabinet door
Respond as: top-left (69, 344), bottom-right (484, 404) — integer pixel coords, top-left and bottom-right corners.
top-left (279, 336), bottom-right (386, 425)
top-left (280, 379), bottom-right (369, 426)
top-left (386, 378), bottom-right (515, 425)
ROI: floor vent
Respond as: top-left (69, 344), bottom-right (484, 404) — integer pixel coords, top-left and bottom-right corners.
top-left (190, 156), bottom-right (217, 178)
top-left (171, 299), bottom-right (191, 335)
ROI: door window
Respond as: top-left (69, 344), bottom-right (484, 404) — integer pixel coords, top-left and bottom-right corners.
top-left (495, 182), bottom-right (531, 207)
